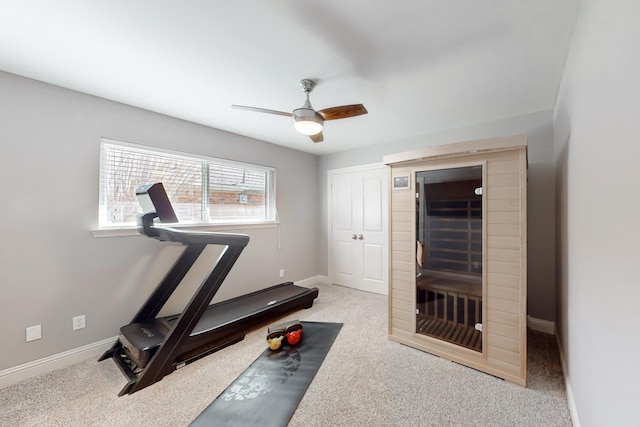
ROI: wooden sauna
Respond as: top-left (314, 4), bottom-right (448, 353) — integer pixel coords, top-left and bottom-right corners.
top-left (383, 135), bottom-right (528, 385)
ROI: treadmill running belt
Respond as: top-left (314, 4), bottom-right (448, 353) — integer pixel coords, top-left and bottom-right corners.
top-left (190, 321), bottom-right (342, 427)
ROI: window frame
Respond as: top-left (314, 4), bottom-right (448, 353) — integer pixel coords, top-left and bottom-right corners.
top-left (97, 138), bottom-right (277, 233)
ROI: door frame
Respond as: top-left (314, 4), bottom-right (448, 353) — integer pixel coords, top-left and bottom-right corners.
top-left (327, 162), bottom-right (390, 294)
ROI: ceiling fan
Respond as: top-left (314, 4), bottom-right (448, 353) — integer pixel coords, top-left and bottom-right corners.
top-left (231, 79), bottom-right (367, 143)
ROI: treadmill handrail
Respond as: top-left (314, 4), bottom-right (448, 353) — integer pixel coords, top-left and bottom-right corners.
top-left (139, 224), bottom-right (250, 247)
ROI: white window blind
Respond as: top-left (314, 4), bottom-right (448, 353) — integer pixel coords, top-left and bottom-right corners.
top-left (99, 139), bottom-right (276, 228)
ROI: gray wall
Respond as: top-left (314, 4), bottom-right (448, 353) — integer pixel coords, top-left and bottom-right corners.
top-left (319, 109), bottom-right (557, 322)
top-left (0, 71), bottom-right (319, 370)
top-left (554, 0), bottom-right (640, 425)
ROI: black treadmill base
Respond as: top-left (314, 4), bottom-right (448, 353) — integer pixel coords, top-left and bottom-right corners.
top-left (101, 282), bottom-right (319, 395)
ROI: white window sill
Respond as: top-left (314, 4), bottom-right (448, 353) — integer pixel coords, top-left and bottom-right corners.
top-left (91, 221), bottom-right (279, 238)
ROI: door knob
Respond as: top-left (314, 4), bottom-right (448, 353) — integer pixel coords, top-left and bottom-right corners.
top-left (352, 234), bottom-right (357, 240)
top-left (358, 234), bottom-right (364, 240)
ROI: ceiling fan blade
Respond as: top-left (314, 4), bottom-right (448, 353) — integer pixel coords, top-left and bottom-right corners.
top-left (317, 104), bottom-right (368, 121)
top-left (310, 132), bottom-right (324, 143)
top-left (231, 105), bottom-right (292, 117)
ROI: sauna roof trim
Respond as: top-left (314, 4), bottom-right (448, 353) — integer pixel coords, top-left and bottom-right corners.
top-left (383, 135), bottom-right (528, 166)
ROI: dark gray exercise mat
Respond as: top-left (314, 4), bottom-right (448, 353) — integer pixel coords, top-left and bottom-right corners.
top-left (190, 321), bottom-right (343, 427)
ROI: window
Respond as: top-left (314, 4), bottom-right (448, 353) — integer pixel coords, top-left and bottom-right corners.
top-left (99, 139), bottom-right (276, 228)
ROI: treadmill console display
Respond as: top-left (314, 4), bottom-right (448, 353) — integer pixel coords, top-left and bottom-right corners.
top-left (135, 182), bottom-right (178, 223)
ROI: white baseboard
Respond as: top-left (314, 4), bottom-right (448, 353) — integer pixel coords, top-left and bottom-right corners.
top-left (0, 337), bottom-right (116, 390)
top-left (527, 315), bottom-right (556, 334)
top-left (527, 318), bottom-right (581, 425)
top-left (555, 328), bottom-right (581, 427)
top-left (294, 275), bottom-right (330, 288)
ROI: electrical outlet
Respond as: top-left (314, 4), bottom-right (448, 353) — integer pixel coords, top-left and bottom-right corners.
top-left (26, 325), bottom-right (42, 342)
top-left (279, 269), bottom-right (285, 278)
top-left (73, 315), bottom-right (86, 331)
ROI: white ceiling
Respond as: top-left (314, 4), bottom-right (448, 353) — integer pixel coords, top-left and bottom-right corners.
top-left (0, 1), bottom-right (580, 156)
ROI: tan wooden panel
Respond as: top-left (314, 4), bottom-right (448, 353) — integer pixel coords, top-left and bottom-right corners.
top-left (488, 199), bottom-right (519, 212)
top-left (391, 280), bottom-right (414, 302)
top-left (487, 211), bottom-right (520, 225)
top-left (488, 260), bottom-right (520, 276)
top-left (392, 278), bottom-right (413, 294)
top-left (392, 241), bottom-right (413, 253)
top-left (392, 207), bottom-right (412, 216)
top-left (487, 346), bottom-right (520, 367)
top-left (488, 333), bottom-right (519, 353)
top-left (391, 311), bottom-right (412, 325)
top-left (487, 297), bottom-right (520, 315)
top-left (488, 284), bottom-right (519, 301)
top-left (487, 235), bottom-right (520, 250)
top-left (391, 275), bottom-right (413, 290)
top-left (487, 148), bottom-right (520, 160)
top-left (488, 272), bottom-right (520, 288)
top-left (392, 230), bottom-right (413, 242)
top-left (393, 208), bottom-right (412, 217)
top-left (392, 308), bottom-right (413, 323)
top-left (393, 296), bottom-right (413, 311)
top-left (391, 318), bottom-right (412, 332)
top-left (487, 185), bottom-right (520, 200)
top-left (487, 223), bottom-right (520, 237)
top-left (391, 280), bottom-right (413, 301)
top-left (391, 250), bottom-right (413, 263)
top-left (489, 161), bottom-right (520, 175)
top-left (392, 259), bottom-right (413, 273)
top-left (391, 221), bottom-right (412, 232)
top-left (487, 172), bottom-right (520, 188)
top-left (392, 287), bottom-right (411, 301)
top-left (392, 270), bottom-right (414, 283)
top-left (392, 211), bottom-right (413, 222)
top-left (391, 166), bottom-right (414, 174)
top-left (391, 227), bottom-right (410, 236)
top-left (392, 190), bottom-right (414, 203)
top-left (487, 248), bottom-right (520, 263)
top-left (485, 357), bottom-right (522, 379)
top-left (391, 221), bottom-right (413, 231)
top-left (487, 320), bottom-right (517, 338)
top-left (488, 308), bottom-right (520, 328)
top-left (392, 205), bottom-right (413, 214)
top-left (390, 304), bottom-right (409, 320)
top-left (390, 327), bottom-right (415, 342)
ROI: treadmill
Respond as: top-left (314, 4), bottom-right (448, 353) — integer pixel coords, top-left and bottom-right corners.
top-left (99, 183), bottom-right (319, 396)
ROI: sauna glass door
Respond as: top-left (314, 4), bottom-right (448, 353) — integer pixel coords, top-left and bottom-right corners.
top-left (415, 166), bottom-right (483, 352)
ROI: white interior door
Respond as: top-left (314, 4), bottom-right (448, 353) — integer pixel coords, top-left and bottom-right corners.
top-left (329, 165), bottom-right (389, 295)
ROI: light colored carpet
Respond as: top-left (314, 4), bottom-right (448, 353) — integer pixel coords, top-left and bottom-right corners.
top-left (0, 283), bottom-right (571, 426)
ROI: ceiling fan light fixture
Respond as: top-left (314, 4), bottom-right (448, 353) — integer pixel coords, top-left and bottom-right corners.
top-left (232, 78), bottom-right (367, 142)
top-left (292, 108), bottom-right (324, 136)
